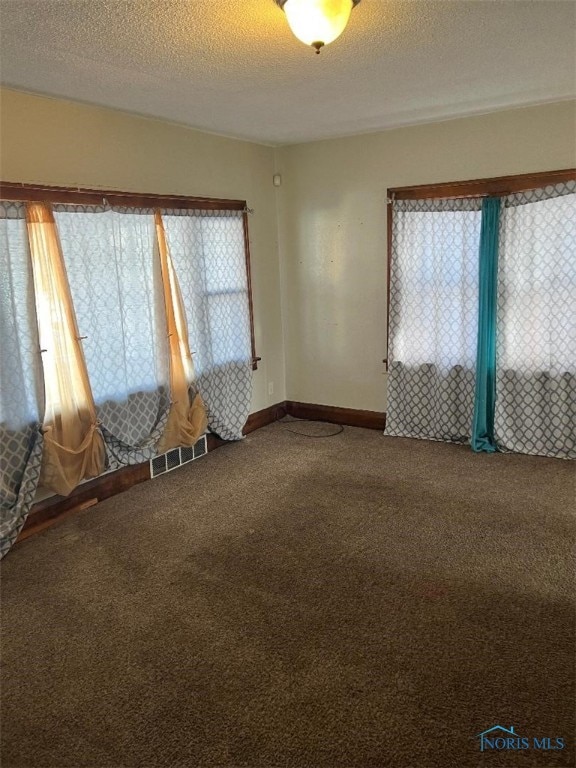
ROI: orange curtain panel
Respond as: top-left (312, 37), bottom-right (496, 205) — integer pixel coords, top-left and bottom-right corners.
top-left (25, 202), bottom-right (105, 495)
top-left (154, 211), bottom-right (207, 453)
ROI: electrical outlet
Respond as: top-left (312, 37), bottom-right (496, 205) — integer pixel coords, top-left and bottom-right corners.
top-left (268, 382), bottom-right (274, 396)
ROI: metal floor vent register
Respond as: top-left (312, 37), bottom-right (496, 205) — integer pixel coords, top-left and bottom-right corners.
top-left (150, 435), bottom-right (207, 478)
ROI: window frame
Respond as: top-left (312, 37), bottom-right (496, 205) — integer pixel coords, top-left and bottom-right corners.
top-left (385, 168), bottom-right (576, 369)
top-left (0, 181), bottom-right (261, 370)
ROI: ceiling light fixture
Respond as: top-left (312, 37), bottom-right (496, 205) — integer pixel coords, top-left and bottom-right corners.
top-left (275, 0), bottom-right (362, 54)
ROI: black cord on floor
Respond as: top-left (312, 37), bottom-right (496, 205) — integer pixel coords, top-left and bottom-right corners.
top-left (279, 416), bottom-right (344, 438)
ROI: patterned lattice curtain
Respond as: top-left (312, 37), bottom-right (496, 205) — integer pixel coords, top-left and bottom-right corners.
top-left (385, 198), bottom-right (483, 443)
top-left (495, 181), bottom-right (576, 458)
top-left (0, 203), bottom-right (44, 556)
top-left (161, 210), bottom-right (253, 441)
top-left (54, 205), bottom-right (173, 470)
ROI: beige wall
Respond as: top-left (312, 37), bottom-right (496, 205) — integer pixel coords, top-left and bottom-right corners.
top-left (2, 91), bottom-right (575, 417)
top-left (276, 101), bottom-right (576, 412)
top-left (0, 87), bottom-right (286, 414)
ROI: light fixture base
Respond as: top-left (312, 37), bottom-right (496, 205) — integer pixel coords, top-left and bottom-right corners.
top-left (274, 0), bottom-right (361, 6)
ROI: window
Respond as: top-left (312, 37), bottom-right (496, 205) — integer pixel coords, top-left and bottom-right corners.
top-left (0, 182), bottom-right (258, 495)
top-left (0, 182), bottom-right (258, 374)
top-left (497, 192), bottom-right (576, 374)
top-left (391, 202), bottom-right (482, 371)
top-left (161, 211), bottom-right (253, 374)
top-left (386, 169), bottom-right (576, 457)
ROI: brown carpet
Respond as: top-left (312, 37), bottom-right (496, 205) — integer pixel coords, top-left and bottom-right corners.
top-left (1, 423), bottom-right (574, 768)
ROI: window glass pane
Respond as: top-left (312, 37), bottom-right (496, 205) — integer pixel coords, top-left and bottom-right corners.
top-left (162, 213), bottom-right (252, 371)
top-left (392, 208), bottom-right (481, 370)
top-left (201, 216), bottom-right (247, 293)
top-left (0, 209), bottom-right (41, 428)
top-left (55, 209), bottom-right (169, 404)
top-left (206, 292), bottom-right (251, 366)
top-left (497, 193), bottom-right (576, 373)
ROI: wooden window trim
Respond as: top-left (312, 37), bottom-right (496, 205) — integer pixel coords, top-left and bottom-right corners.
top-left (385, 168), bottom-right (576, 368)
top-left (242, 210), bottom-right (260, 371)
top-left (0, 180), bottom-right (260, 370)
top-left (0, 181), bottom-right (246, 210)
top-left (388, 168), bottom-right (576, 200)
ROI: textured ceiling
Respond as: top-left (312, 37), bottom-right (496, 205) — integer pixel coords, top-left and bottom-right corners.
top-left (0, 0), bottom-right (574, 145)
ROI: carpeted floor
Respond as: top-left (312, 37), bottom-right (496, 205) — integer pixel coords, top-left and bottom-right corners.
top-left (1, 422), bottom-right (574, 768)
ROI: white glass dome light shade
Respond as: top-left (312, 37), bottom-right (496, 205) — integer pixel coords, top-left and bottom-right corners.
top-left (282, 0), bottom-right (355, 52)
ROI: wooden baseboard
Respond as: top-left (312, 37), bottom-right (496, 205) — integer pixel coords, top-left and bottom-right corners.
top-left (18, 462), bottom-right (151, 543)
top-left (17, 402), bottom-right (288, 544)
top-left (17, 498), bottom-right (99, 542)
top-left (244, 401), bottom-right (287, 433)
top-left (17, 400), bottom-right (383, 545)
top-left (286, 401), bottom-right (386, 431)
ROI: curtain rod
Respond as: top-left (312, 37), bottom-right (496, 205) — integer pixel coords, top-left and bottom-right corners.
top-left (388, 192), bottom-right (490, 203)
top-left (0, 196), bottom-right (254, 214)
top-left (7, 195), bottom-right (254, 214)
top-left (0, 181), bottom-right (250, 212)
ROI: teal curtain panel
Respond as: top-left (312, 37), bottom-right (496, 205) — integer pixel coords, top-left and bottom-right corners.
top-left (471, 197), bottom-right (501, 453)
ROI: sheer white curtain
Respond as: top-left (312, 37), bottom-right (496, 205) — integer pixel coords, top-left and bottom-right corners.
top-left (385, 198), bottom-right (482, 443)
top-left (54, 206), bottom-right (171, 469)
top-left (161, 210), bottom-right (253, 440)
top-left (0, 202), bottom-right (44, 556)
top-left (495, 182), bottom-right (576, 458)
